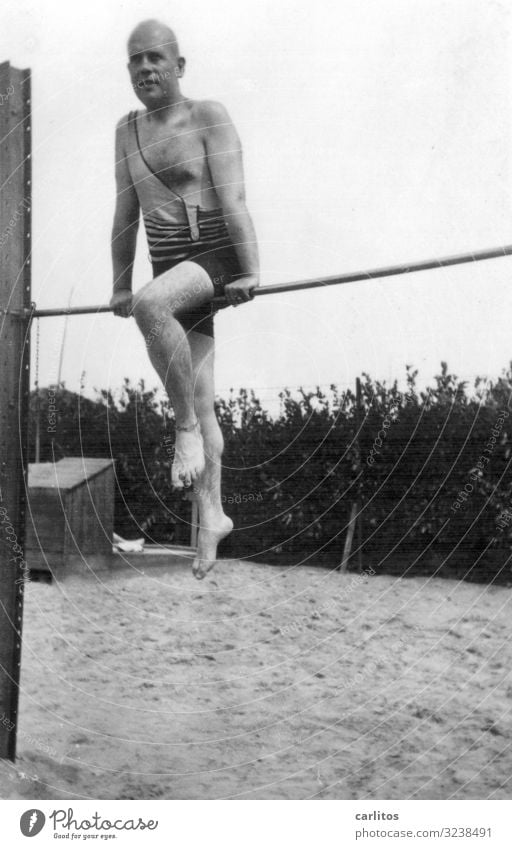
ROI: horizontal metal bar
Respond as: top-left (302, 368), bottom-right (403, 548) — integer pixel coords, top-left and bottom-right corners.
top-left (30, 304), bottom-right (113, 318)
top-left (29, 242), bottom-right (512, 318)
top-left (247, 243), bottom-right (512, 296)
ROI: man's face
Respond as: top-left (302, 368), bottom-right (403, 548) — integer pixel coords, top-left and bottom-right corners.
top-left (127, 30), bottom-right (182, 106)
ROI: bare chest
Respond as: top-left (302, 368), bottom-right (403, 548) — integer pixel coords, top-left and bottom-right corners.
top-left (136, 115), bottom-right (207, 190)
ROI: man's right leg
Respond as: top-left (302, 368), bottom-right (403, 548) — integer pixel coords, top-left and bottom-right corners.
top-left (132, 261), bottom-right (214, 488)
top-left (187, 329), bottom-right (233, 580)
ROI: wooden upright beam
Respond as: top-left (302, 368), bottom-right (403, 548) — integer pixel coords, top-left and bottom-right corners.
top-left (0, 61), bottom-right (32, 761)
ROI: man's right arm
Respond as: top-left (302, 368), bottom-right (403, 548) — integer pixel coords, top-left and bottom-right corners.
top-left (110, 117), bottom-right (140, 317)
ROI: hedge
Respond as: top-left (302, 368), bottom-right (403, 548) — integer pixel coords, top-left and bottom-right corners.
top-left (29, 363), bottom-right (512, 583)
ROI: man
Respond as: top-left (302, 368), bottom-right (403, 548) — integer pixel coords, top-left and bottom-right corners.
top-left (110, 19), bottom-right (260, 579)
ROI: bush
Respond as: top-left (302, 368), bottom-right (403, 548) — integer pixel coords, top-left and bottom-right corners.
top-left (28, 363), bottom-right (512, 583)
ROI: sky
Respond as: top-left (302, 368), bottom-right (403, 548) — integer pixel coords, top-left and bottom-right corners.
top-left (2, 0), bottom-right (512, 408)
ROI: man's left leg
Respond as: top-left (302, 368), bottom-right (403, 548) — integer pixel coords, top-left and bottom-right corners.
top-left (187, 329), bottom-right (233, 579)
top-left (133, 262), bottom-right (214, 488)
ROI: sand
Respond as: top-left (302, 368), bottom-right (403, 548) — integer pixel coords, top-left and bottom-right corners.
top-left (1, 558), bottom-right (511, 800)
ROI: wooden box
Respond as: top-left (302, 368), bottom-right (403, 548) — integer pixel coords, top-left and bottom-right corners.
top-left (25, 457), bottom-right (115, 576)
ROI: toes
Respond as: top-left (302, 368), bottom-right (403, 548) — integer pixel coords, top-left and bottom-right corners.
top-left (192, 558), bottom-right (215, 580)
top-left (192, 561), bottom-right (205, 580)
top-left (172, 457), bottom-right (187, 488)
top-left (171, 471), bottom-right (184, 489)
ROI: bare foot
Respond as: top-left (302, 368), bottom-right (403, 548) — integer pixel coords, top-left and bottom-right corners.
top-left (192, 514), bottom-right (234, 580)
top-left (171, 425), bottom-right (205, 489)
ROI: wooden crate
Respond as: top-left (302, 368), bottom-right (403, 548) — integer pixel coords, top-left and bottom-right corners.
top-left (25, 458), bottom-right (115, 575)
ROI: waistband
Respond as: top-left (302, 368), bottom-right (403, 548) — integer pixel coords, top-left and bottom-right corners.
top-left (144, 206), bottom-right (232, 264)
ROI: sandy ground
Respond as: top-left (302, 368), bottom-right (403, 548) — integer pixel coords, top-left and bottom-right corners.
top-left (1, 557), bottom-right (511, 800)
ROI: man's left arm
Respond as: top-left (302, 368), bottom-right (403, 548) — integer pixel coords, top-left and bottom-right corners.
top-left (202, 101), bottom-right (259, 305)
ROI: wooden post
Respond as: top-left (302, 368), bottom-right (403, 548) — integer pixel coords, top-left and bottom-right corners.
top-left (339, 502), bottom-right (358, 572)
top-left (339, 377), bottom-right (363, 572)
top-left (355, 376), bottom-right (363, 571)
top-left (190, 500), bottom-right (199, 549)
top-left (0, 61), bottom-right (32, 761)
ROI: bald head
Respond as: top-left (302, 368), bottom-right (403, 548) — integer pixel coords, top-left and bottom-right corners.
top-left (126, 19), bottom-right (185, 107)
top-left (127, 19), bottom-right (180, 60)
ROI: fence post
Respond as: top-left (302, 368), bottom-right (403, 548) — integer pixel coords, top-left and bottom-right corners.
top-left (0, 61), bottom-right (32, 761)
top-left (339, 377), bottom-right (362, 572)
top-left (356, 376), bottom-right (363, 571)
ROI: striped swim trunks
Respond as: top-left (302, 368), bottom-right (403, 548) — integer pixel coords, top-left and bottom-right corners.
top-left (149, 207), bottom-right (243, 337)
